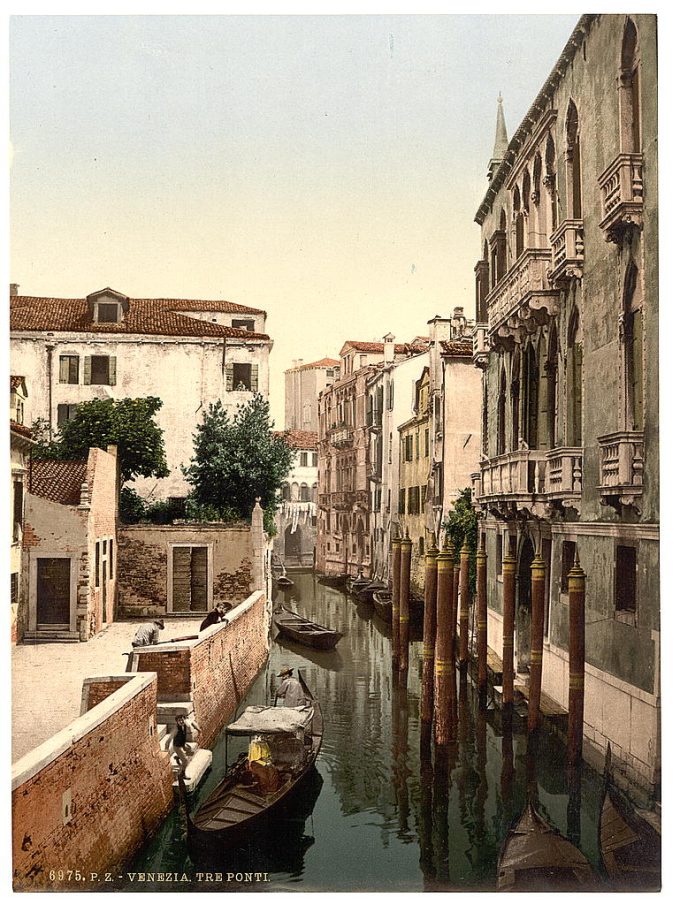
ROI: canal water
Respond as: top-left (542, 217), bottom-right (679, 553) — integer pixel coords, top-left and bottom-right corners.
top-left (127, 572), bottom-right (606, 893)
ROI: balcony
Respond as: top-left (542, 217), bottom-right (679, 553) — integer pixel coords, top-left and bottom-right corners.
top-left (477, 450), bottom-right (548, 517)
top-left (598, 153), bottom-right (643, 244)
top-left (487, 248), bottom-right (560, 340)
top-left (597, 430), bottom-right (644, 510)
top-left (367, 460), bottom-right (382, 482)
top-left (549, 220), bottom-right (584, 283)
top-left (472, 324), bottom-right (489, 369)
top-left (545, 447), bottom-right (583, 510)
top-left (330, 427), bottom-right (352, 448)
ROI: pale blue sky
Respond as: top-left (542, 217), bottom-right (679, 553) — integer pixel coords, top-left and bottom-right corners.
top-left (10, 14), bottom-right (579, 423)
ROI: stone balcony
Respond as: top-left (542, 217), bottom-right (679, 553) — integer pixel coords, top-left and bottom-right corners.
top-left (487, 248), bottom-right (560, 342)
top-left (549, 219), bottom-right (584, 283)
top-left (598, 153), bottom-right (643, 244)
top-left (330, 427), bottom-right (352, 448)
top-left (597, 430), bottom-right (644, 510)
top-left (545, 447), bottom-right (583, 510)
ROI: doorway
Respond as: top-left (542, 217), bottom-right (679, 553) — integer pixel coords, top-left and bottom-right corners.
top-left (36, 557), bottom-right (71, 626)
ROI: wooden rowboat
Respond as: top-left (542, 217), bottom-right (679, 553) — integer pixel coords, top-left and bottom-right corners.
top-left (180, 672), bottom-right (323, 855)
top-left (372, 589), bottom-right (392, 621)
top-left (316, 573), bottom-right (347, 589)
top-left (497, 802), bottom-right (596, 891)
top-left (273, 605), bottom-right (343, 650)
top-left (598, 747), bottom-right (661, 890)
top-left (353, 581), bottom-right (384, 605)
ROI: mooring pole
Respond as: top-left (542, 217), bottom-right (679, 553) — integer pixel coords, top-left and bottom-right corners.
top-left (502, 541), bottom-right (517, 714)
top-left (434, 543), bottom-right (454, 745)
top-left (399, 533), bottom-right (412, 673)
top-left (476, 532), bottom-right (488, 710)
top-left (451, 556), bottom-right (460, 668)
top-left (459, 539), bottom-right (471, 678)
top-left (567, 551), bottom-right (586, 767)
top-left (421, 535), bottom-right (439, 729)
top-left (391, 537), bottom-right (402, 669)
top-left (527, 551), bottom-right (546, 734)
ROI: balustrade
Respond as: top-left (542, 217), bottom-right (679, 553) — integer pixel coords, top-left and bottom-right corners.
top-left (598, 153), bottom-right (644, 243)
top-left (597, 430), bottom-right (644, 507)
top-left (550, 220), bottom-right (584, 282)
top-left (487, 248), bottom-right (559, 335)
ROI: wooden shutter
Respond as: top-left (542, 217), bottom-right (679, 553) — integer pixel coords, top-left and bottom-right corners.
top-left (190, 547), bottom-right (208, 611)
top-left (172, 547), bottom-right (192, 610)
top-left (57, 404), bottom-right (68, 427)
top-left (251, 363), bottom-right (259, 393)
top-left (224, 363), bottom-right (234, 392)
top-left (83, 356), bottom-right (92, 385)
top-left (108, 356), bottom-right (117, 386)
top-left (59, 357), bottom-right (69, 383)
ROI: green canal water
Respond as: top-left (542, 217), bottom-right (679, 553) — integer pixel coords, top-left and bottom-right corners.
top-left (125, 572), bottom-right (609, 893)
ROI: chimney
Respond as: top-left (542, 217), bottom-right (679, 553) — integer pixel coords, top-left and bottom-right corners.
top-left (383, 332), bottom-right (395, 365)
top-left (10, 283), bottom-right (19, 297)
top-left (452, 306), bottom-right (466, 336)
top-left (427, 315), bottom-right (450, 344)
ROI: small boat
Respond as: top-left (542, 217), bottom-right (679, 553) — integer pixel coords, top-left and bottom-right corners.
top-left (180, 671), bottom-right (323, 855)
top-left (497, 802), bottom-right (596, 891)
top-left (277, 573), bottom-right (295, 587)
top-left (354, 580), bottom-right (385, 605)
top-left (598, 747), bottom-right (661, 890)
top-left (316, 573), bottom-right (347, 589)
top-left (273, 605), bottom-right (343, 650)
top-left (347, 575), bottom-right (372, 597)
top-left (372, 589), bottom-right (392, 621)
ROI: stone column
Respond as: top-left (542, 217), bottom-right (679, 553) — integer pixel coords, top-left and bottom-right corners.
top-left (451, 559), bottom-right (460, 669)
top-left (434, 544), bottom-right (454, 745)
top-left (476, 532), bottom-right (488, 710)
top-left (251, 498), bottom-right (265, 591)
top-left (391, 537), bottom-right (402, 669)
top-left (421, 536), bottom-right (439, 728)
top-left (502, 544), bottom-right (517, 712)
top-left (567, 551), bottom-right (586, 766)
top-left (399, 534), bottom-right (412, 673)
top-left (459, 539), bottom-right (471, 675)
top-left (527, 551), bottom-right (546, 734)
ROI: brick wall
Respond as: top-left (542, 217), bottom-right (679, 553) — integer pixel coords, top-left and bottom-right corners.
top-left (134, 591), bottom-right (268, 747)
top-left (117, 523), bottom-right (254, 617)
top-left (12, 673), bottom-right (173, 892)
top-left (81, 677), bottom-right (129, 712)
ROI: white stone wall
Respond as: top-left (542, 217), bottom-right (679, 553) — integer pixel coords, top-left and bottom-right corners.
top-left (442, 356), bottom-right (482, 507)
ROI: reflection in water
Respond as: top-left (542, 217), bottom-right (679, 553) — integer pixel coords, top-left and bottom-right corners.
top-left (131, 572), bottom-right (608, 892)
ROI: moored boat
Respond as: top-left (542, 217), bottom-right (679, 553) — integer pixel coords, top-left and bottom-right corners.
top-left (372, 589), bottom-right (392, 621)
top-left (273, 605), bottom-right (343, 650)
top-left (497, 802), bottom-right (596, 891)
top-left (180, 672), bottom-right (323, 856)
top-left (316, 573), bottom-right (348, 589)
top-left (354, 581), bottom-right (385, 605)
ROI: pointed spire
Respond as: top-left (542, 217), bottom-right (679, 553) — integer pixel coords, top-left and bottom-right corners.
top-left (487, 93), bottom-right (509, 181)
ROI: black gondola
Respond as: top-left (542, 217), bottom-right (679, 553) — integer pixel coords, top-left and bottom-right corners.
top-left (273, 605), bottom-right (343, 650)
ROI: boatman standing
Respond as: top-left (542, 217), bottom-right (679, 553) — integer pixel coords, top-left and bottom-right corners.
top-left (274, 666), bottom-right (307, 707)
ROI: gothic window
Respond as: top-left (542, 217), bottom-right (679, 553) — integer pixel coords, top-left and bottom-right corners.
top-left (532, 155), bottom-right (545, 245)
top-left (511, 350), bottom-right (520, 450)
top-left (522, 342), bottom-right (539, 449)
top-left (545, 133), bottom-right (558, 233)
top-left (622, 262), bottom-right (643, 430)
top-left (566, 101), bottom-right (582, 220)
top-left (497, 365), bottom-right (507, 455)
top-left (620, 19), bottom-right (641, 154)
top-left (615, 545), bottom-right (637, 619)
top-left (300, 483), bottom-right (310, 502)
top-left (513, 187), bottom-right (524, 257)
top-left (567, 307), bottom-right (583, 446)
top-left (546, 324), bottom-right (559, 449)
top-left (282, 483), bottom-right (291, 501)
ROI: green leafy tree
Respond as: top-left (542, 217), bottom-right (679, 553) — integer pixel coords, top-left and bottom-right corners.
top-left (442, 487), bottom-right (478, 595)
top-left (184, 395), bottom-right (293, 531)
top-left (33, 397), bottom-right (169, 483)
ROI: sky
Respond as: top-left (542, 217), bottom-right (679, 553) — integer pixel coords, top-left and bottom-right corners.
top-left (10, 13), bottom-right (580, 425)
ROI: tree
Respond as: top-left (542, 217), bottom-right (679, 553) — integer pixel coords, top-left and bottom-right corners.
top-left (32, 397), bottom-right (169, 483)
top-left (184, 395), bottom-right (293, 530)
top-left (442, 487), bottom-right (478, 596)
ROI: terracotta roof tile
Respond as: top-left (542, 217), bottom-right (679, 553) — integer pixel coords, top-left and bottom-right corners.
top-left (10, 376), bottom-right (25, 390)
top-left (10, 296), bottom-right (269, 340)
top-left (10, 420), bottom-right (32, 439)
top-left (275, 430), bottom-right (319, 450)
top-left (29, 459), bottom-right (88, 505)
top-left (286, 358), bottom-right (340, 372)
top-left (440, 339), bottom-right (473, 357)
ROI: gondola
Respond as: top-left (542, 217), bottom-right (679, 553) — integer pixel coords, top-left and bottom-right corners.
top-left (497, 802), bottom-right (596, 891)
top-left (276, 574), bottom-right (295, 588)
top-left (273, 605), bottom-right (343, 650)
top-left (316, 573), bottom-right (347, 589)
top-left (346, 574), bottom-right (372, 597)
top-left (598, 746), bottom-right (661, 890)
top-left (372, 589), bottom-right (392, 621)
top-left (353, 580), bottom-right (384, 605)
top-left (180, 671), bottom-right (323, 855)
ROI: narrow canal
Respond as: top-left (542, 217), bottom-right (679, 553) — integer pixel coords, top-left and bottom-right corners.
top-left (127, 572), bottom-right (605, 892)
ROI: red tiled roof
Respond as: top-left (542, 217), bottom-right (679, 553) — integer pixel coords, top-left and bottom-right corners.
top-left (10, 376), bottom-right (25, 390)
top-left (10, 420), bottom-right (32, 439)
top-left (275, 430), bottom-right (319, 450)
top-left (286, 358), bottom-right (340, 372)
top-left (343, 340), bottom-right (428, 355)
top-left (10, 296), bottom-right (269, 340)
top-left (29, 459), bottom-right (88, 505)
top-left (440, 339), bottom-right (473, 357)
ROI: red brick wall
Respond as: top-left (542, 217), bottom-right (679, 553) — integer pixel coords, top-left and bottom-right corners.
top-left (12, 676), bottom-right (173, 892)
top-left (134, 649), bottom-right (192, 699)
top-left (83, 679), bottom-right (129, 711)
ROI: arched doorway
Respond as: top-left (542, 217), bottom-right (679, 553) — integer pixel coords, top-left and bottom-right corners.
top-left (284, 524), bottom-right (302, 562)
top-left (516, 536), bottom-right (535, 674)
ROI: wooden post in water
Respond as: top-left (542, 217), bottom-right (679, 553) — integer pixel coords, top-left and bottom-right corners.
top-left (451, 557), bottom-right (460, 669)
top-left (421, 535), bottom-right (439, 728)
top-left (434, 543), bottom-right (454, 745)
top-left (527, 551), bottom-right (546, 734)
top-left (502, 542), bottom-right (517, 713)
top-left (476, 532), bottom-right (488, 710)
top-left (567, 551), bottom-right (586, 766)
top-left (391, 537), bottom-right (402, 669)
top-left (459, 539), bottom-right (471, 676)
top-left (399, 534), bottom-right (412, 673)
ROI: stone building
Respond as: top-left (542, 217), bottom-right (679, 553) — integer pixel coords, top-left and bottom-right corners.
top-left (471, 15), bottom-right (658, 797)
top-left (10, 377), bottom-right (34, 643)
top-left (9, 285), bottom-right (272, 498)
top-left (284, 358), bottom-right (340, 432)
top-left (274, 430), bottom-right (319, 569)
top-left (21, 446), bottom-right (118, 641)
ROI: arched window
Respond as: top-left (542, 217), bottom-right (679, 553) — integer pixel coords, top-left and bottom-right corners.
top-left (522, 342), bottom-right (539, 449)
top-left (511, 350), bottom-right (521, 450)
top-left (312, 482), bottom-right (318, 503)
top-left (291, 482), bottom-right (300, 502)
top-left (545, 133), bottom-right (558, 234)
top-left (300, 483), bottom-right (310, 502)
top-left (513, 187), bottom-right (524, 257)
top-left (546, 324), bottom-right (559, 449)
top-left (532, 155), bottom-right (545, 246)
top-left (620, 19), bottom-right (641, 154)
top-left (497, 366), bottom-right (507, 455)
top-left (567, 308), bottom-right (583, 445)
top-left (282, 483), bottom-right (291, 501)
top-left (622, 262), bottom-right (643, 430)
top-left (566, 101), bottom-right (582, 219)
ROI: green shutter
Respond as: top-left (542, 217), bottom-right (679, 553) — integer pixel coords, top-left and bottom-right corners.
top-left (251, 362), bottom-right (259, 393)
top-left (225, 363), bottom-right (234, 392)
top-left (83, 356), bottom-right (92, 385)
top-left (108, 356), bottom-right (117, 386)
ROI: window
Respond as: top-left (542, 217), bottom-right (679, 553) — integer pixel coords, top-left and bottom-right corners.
top-left (623, 262), bottom-right (643, 430)
top-left (312, 452), bottom-right (318, 467)
top-left (95, 542), bottom-right (101, 588)
top-left (620, 20), bottom-right (641, 154)
top-left (59, 355), bottom-right (79, 384)
top-left (615, 545), bottom-right (637, 617)
top-left (424, 428), bottom-right (429, 455)
top-left (300, 483), bottom-right (310, 502)
top-left (85, 355), bottom-right (116, 386)
top-left (225, 362), bottom-right (258, 392)
top-left (232, 319), bottom-right (255, 332)
top-left (419, 537), bottom-right (425, 556)
top-left (97, 303), bottom-right (120, 323)
top-left (398, 489), bottom-right (406, 514)
top-left (561, 541), bottom-right (576, 593)
top-left (404, 435), bottom-right (413, 462)
top-left (567, 309), bottom-right (583, 445)
top-left (522, 343), bottom-right (539, 449)
top-left (109, 540), bottom-right (114, 579)
top-left (408, 486), bottom-right (420, 515)
top-left (282, 484), bottom-right (291, 501)
top-left (422, 485), bottom-right (427, 511)
top-left (13, 480), bottom-right (23, 542)
top-left (415, 432), bottom-right (420, 460)
top-left (497, 367), bottom-right (507, 455)
top-left (496, 533), bottom-right (503, 577)
top-left (16, 398), bottom-right (24, 424)
top-left (11, 573), bottom-right (18, 605)
top-left (566, 101), bottom-right (582, 220)
top-left (300, 452), bottom-right (309, 467)
top-left (172, 546), bottom-right (208, 612)
top-left (57, 404), bottom-right (79, 427)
